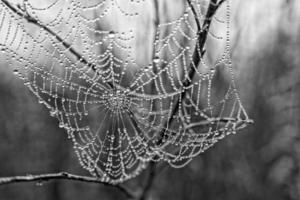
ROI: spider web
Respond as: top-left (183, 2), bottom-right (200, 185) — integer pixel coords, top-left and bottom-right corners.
top-left (0, 0), bottom-right (252, 184)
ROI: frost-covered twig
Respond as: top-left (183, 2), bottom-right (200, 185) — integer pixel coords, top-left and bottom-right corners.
top-left (0, 172), bottom-right (135, 199)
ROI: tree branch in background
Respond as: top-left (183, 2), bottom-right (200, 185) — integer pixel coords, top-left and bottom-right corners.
top-left (151, 0), bottom-right (160, 71)
top-left (0, 172), bottom-right (135, 199)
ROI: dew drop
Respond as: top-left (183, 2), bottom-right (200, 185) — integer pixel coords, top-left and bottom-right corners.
top-left (108, 31), bottom-right (115, 39)
top-left (153, 56), bottom-right (160, 64)
top-left (13, 69), bottom-right (19, 75)
top-left (184, 12), bottom-right (189, 18)
top-left (59, 122), bottom-right (64, 128)
top-left (50, 110), bottom-right (57, 117)
top-left (36, 181), bottom-right (43, 186)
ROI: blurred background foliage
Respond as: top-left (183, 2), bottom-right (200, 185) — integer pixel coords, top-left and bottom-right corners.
top-left (0, 0), bottom-right (300, 199)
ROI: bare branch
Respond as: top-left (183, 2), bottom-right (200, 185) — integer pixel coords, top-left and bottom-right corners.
top-left (218, 0), bottom-right (226, 7)
top-left (156, 0), bottom-right (228, 146)
top-left (187, 0), bottom-right (201, 31)
top-left (0, 172), bottom-right (135, 199)
top-left (152, 0), bottom-right (160, 74)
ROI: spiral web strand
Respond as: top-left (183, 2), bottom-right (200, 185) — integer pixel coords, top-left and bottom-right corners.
top-left (0, 0), bottom-right (252, 184)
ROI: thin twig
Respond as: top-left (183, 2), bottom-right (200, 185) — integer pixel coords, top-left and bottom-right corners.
top-left (0, 172), bottom-right (135, 199)
top-left (152, 0), bottom-right (160, 64)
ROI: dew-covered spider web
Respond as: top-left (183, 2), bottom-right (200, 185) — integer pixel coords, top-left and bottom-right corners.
top-left (0, 0), bottom-right (252, 184)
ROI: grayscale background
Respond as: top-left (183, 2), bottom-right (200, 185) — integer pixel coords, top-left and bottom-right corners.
top-left (0, 0), bottom-right (299, 199)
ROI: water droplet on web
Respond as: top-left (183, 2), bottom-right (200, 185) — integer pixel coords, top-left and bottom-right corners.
top-left (59, 122), bottom-right (64, 128)
top-left (13, 69), bottom-right (19, 75)
top-left (153, 56), bottom-right (160, 64)
top-left (184, 12), bottom-right (189, 18)
top-left (50, 110), bottom-right (57, 117)
top-left (144, 64), bottom-right (152, 72)
top-left (36, 181), bottom-right (43, 186)
top-left (108, 31), bottom-right (115, 39)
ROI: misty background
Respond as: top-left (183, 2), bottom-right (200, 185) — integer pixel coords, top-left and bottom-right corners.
top-left (0, 0), bottom-right (299, 199)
